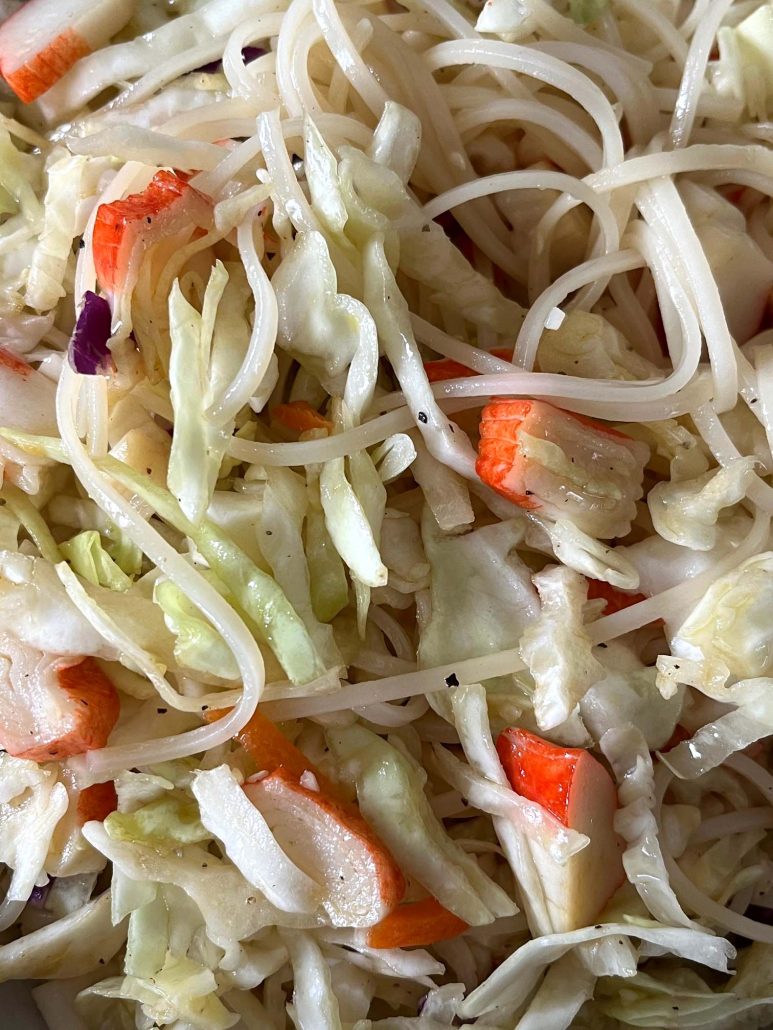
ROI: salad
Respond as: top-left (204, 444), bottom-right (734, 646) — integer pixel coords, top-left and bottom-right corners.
top-left (0, 0), bottom-right (772, 1026)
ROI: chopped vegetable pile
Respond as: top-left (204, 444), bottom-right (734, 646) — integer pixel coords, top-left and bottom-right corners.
top-left (0, 0), bottom-right (772, 1028)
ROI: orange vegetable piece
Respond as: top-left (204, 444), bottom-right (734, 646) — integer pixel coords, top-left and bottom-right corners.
top-left (366, 897), bottom-right (468, 949)
top-left (423, 348), bottom-right (512, 383)
top-left (272, 400), bottom-right (332, 433)
top-left (76, 780), bottom-right (118, 824)
top-left (204, 706), bottom-right (338, 795)
top-left (586, 579), bottom-right (647, 616)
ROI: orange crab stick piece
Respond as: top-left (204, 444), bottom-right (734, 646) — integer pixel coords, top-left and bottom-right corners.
top-left (497, 727), bottom-right (624, 931)
top-left (92, 171), bottom-right (212, 295)
top-left (0, 0), bottom-right (131, 103)
top-left (423, 348), bottom-right (513, 383)
top-left (366, 897), bottom-right (468, 949)
top-left (272, 400), bottom-right (332, 434)
top-left (0, 641), bottom-right (120, 763)
top-left (207, 708), bottom-right (407, 925)
top-left (245, 767), bottom-right (406, 927)
top-left (476, 398), bottom-right (649, 539)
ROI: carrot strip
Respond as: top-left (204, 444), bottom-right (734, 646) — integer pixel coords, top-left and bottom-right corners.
top-left (423, 358), bottom-right (480, 383)
top-left (423, 348), bottom-right (512, 383)
top-left (76, 781), bottom-right (118, 824)
top-left (204, 707), bottom-right (338, 794)
top-left (586, 579), bottom-right (647, 616)
top-left (367, 897), bottom-right (468, 949)
top-left (273, 401), bottom-right (332, 433)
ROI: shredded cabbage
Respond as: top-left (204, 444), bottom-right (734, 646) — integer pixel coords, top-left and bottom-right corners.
top-left (520, 565), bottom-right (604, 733)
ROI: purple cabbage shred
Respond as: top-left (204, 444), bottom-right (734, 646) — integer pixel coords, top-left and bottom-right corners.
top-left (29, 879), bottom-right (52, 907)
top-left (68, 291), bottom-right (114, 376)
top-left (196, 46), bottom-right (266, 74)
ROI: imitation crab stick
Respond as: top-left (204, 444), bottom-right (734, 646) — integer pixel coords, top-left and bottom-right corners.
top-left (272, 401), bottom-right (332, 434)
top-left (245, 767), bottom-right (406, 927)
top-left (497, 728), bottom-right (624, 931)
top-left (207, 708), bottom-right (406, 924)
top-left (92, 170), bottom-right (212, 295)
top-left (0, 0), bottom-right (132, 103)
top-left (476, 398), bottom-right (649, 539)
top-left (423, 348), bottom-right (512, 383)
top-left (0, 636), bottom-right (120, 762)
top-left (366, 897), bottom-right (468, 949)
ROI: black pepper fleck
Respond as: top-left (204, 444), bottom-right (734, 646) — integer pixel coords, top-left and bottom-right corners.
top-left (445, 673), bottom-right (459, 687)
top-left (418, 411), bottom-right (428, 424)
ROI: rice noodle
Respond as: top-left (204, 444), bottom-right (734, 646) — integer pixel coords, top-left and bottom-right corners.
top-left (691, 807), bottom-right (773, 844)
top-left (664, 851), bottom-right (773, 943)
top-left (727, 754), bottom-right (773, 807)
top-left (424, 40), bottom-right (625, 166)
top-left (530, 41), bottom-right (658, 146)
top-left (421, 170), bottom-right (621, 269)
top-left (637, 180), bottom-right (738, 413)
top-left (513, 249), bottom-right (643, 369)
top-left (669, 0), bottom-right (735, 148)
top-left (263, 648), bottom-right (526, 719)
top-left (453, 98), bottom-right (603, 171)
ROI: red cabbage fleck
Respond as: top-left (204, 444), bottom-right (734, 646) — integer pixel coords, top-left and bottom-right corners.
top-left (196, 46), bottom-right (266, 74)
top-left (68, 291), bottom-right (114, 376)
top-left (29, 879), bottom-right (52, 907)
